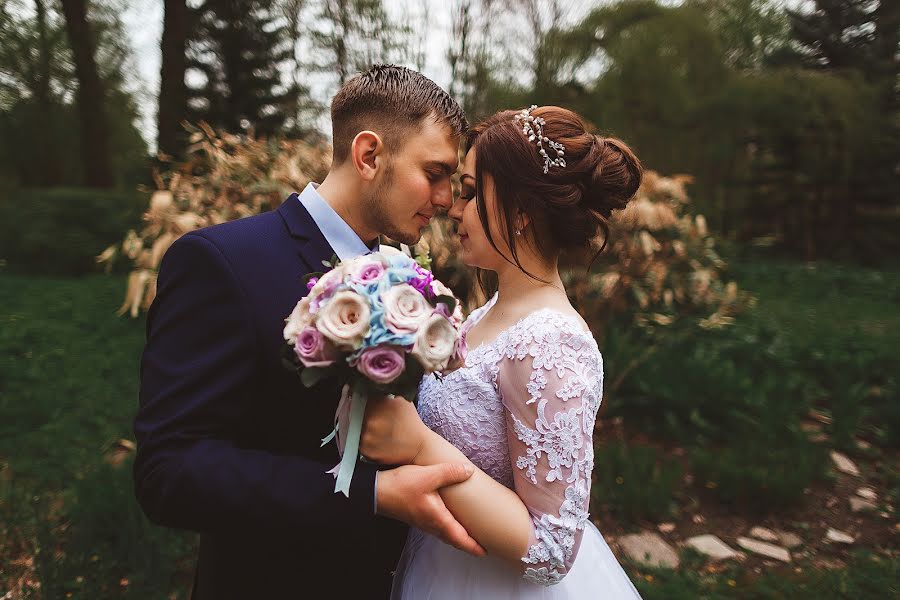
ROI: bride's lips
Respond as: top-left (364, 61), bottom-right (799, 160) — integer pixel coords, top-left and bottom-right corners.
top-left (459, 233), bottom-right (469, 243)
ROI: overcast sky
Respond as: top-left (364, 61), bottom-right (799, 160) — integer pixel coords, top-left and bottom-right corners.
top-left (119, 0), bottom-right (799, 151)
top-left (118, 0), bottom-right (617, 151)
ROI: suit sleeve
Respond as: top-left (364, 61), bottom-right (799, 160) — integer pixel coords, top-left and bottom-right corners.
top-left (133, 232), bottom-right (377, 535)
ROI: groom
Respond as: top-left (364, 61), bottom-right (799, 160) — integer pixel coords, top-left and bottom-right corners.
top-left (134, 65), bottom-right (481, 599)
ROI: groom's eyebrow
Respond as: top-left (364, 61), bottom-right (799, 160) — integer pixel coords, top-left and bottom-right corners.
top-left (425, 160), bottom-right (457, 175)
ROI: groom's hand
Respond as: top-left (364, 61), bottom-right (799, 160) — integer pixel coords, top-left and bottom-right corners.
top-left (376, 463), bottom-right (487, 557)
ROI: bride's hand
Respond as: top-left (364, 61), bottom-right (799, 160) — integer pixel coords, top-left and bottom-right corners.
top-left (360, 394), bottom-right (430, 465)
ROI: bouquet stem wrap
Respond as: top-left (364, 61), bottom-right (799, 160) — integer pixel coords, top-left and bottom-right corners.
top-left (324, 380), bottom-right (368, 497)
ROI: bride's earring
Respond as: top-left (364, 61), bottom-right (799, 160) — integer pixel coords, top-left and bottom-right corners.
top-left (515, 229), bottom-right (521, 236)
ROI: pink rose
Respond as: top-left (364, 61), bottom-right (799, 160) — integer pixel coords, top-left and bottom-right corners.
top-left (294, 326), bottom-right (339, 367)
top-left (316, 290), bottom-right (371, 350)
top-left (283, 296), bottom-right (313, 345)
top-left (356, 345), bottom-right (406, 384)
top-left (382, 283), bottom-right (431, 334)
top-left (347, 256), bottom-right (387, 285)
top-left (411, 314), bottom-right (458, 372)
top-left (445, 329), bottom-right (468, 372)
top-left (309, 267), bottom-right (346, 311)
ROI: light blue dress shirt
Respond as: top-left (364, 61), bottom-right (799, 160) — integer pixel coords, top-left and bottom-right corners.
top-left (297, 182), bottom-right (381, 512)
top-left (297, 182), bottom-right (377, 260)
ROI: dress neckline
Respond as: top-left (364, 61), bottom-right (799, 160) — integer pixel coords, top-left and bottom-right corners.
top-left (463, 293), bottom-right (592, 357)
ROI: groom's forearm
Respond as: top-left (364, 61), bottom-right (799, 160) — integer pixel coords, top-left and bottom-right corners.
top-left (133, 435), bottom-right (378, 533)
top-left (413, 431), bottom-right (531, 568)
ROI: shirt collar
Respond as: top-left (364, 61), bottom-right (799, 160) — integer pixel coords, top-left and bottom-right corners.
top-left (297, 182), bottom-right (378, 261)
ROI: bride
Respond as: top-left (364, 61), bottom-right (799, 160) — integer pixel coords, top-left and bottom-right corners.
top-left (360, 105), bottom-right (644, 598)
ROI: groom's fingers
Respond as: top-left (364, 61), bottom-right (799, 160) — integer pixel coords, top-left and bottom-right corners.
top-left (424, 463), bottom-right (487, 557)
top-left (426, 462), bottom-right (475, 488)
top-left (433, 506), bottom-right (487, 557)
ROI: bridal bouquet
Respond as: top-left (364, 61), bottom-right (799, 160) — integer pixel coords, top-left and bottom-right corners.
top-left (282, 247), bottom-right (465, 496)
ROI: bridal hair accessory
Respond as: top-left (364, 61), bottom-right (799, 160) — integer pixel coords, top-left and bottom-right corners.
top-left (514, 105), bottom-right (566, 174)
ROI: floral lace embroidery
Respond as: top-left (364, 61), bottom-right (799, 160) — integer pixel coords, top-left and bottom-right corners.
top-left (416, 295), bottom-right (603, 587)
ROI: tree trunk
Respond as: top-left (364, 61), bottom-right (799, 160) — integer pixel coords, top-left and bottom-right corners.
top-left (157, 0), bottom-right (189, 158)
top-left (35, 0), bottom-right (62, 185)
top-left (59, 0), bottom-right (113, 188)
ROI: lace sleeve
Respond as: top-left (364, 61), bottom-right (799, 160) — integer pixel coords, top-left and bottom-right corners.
top-left (496, 317), bottom-right (603, 586)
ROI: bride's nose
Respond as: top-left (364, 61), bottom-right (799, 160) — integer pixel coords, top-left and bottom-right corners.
top-left (448, 196), bottom-right (465, 223)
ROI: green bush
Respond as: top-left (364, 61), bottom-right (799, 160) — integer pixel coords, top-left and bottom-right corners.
top-left (690, 430), bottom-right (826, 512)
top-left (592, 442), bottom-right (681, 524)
top-left (0, 187), bottom-right (148, 276)
top-left (602, 319), bottom-right (810, 445)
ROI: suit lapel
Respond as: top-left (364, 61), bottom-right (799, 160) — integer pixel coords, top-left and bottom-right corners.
top-left (277, 193), bottom-right (336, 275)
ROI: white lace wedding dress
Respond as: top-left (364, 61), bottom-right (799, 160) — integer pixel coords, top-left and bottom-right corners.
top-left (391, 294), bottom-right (642, 599)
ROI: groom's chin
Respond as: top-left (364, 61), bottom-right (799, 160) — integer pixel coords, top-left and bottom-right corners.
top-left (390, 228), bottom-right (421, 246)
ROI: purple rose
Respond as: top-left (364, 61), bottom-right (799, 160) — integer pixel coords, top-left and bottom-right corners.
top-left (306, 277), bottom-right (319, 291)
top-left (356, 345), bottom-right (406, 384)
top-left (408, 265), bottom-right (434, 297)
top-left (294, 326), bottom-right (339, 367)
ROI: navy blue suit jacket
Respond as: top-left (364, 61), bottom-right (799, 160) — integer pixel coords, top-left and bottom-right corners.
top-left (134, 195), bottom-right (407, 599)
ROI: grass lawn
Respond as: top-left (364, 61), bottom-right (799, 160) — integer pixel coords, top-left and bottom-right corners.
top-left (0, 261), bottom-right (897, 598)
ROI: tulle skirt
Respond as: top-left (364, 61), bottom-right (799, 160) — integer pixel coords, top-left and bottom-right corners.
top-left (391, 522), bottom-right (643, 599)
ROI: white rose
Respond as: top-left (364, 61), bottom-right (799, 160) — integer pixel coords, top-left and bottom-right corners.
top-left (316, 290), bottom-right (370, 350)
top-left (377, 244), bottom-right (405, 257)
top-left (382, 283), bottom-right (431, 334)
top-left (430, 279), bottom-right (451, 297)
top-left (309, 266), bottom-right (346, 299)
top-left (411, 314), bottom-right (458, 372)
top-left (283, 296), bottom-right (312, 345)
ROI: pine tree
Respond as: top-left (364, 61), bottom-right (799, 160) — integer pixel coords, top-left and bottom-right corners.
top-left (787, 0), bottom-right (897, 77)
top-left (186, 0), bottom-right (297, 136)
top-left (306, 0), bottom-right (410, 87)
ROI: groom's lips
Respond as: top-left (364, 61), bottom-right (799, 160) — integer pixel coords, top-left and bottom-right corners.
top-left (416, 213), bottom-right (431, 227)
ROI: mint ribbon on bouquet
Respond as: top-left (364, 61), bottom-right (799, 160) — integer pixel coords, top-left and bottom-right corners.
top-left (323, 380), bottom-right (368, 497)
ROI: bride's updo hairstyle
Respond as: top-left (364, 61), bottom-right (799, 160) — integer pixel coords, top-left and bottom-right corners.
top-left (466, 106), bottom-right (642, 274)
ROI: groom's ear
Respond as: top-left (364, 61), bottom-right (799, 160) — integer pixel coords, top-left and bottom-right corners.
top-left (350, 130), bottom-right (384, 182)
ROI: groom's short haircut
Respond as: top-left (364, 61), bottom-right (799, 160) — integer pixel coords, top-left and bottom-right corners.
top-left (331, 64), bottom-right (468, 164)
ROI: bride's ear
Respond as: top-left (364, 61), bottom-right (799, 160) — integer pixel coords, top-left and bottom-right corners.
top-left (515, 211), bottom-right (531, 234)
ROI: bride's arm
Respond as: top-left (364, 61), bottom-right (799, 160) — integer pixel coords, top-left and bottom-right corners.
top-left (364, 397), bottom-right (532, 566)
top-left (363, 326), bottom-right (601, 585)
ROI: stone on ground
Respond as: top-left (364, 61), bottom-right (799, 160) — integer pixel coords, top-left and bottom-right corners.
top-left (736, 537), bottom-right (792, 563)
top-left (618, 532), bottom-right (680, 569)
top-left (825, 528), bottom-right (855, 544)
top-left (684, 535), bottom-right (739, 561)
top-left (776, 531), bottom-right (803, 549)
top-left (829, 451), bottom-right (860, 476)
top-left (856, 487), bottom-right (877, 501)
top-left (749, 526), bottom-right (779, 542)
top-left (849, 497), bottom-right (877, 513)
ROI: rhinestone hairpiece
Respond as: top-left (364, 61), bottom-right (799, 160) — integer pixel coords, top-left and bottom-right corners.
top-left (513, 105), bottom-right (566, 174)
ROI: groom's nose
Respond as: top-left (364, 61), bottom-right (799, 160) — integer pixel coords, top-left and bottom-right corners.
top-left (430, 182), bottom-right (453, 212)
